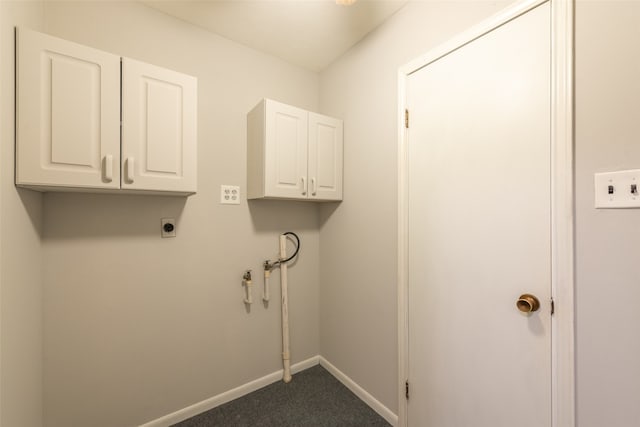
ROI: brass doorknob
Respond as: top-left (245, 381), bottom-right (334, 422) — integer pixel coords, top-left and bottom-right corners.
top-left (516, 294), bottom-right (540, 313)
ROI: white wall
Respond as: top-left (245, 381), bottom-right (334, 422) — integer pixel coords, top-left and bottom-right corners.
top-left (318, 0), bottom-right (509, 413)
top-left (40, 2), bottom-right (320, 426)
top-left (575, 2), bottom-right (640, 426)
top-left (0, 2), bottom-right (45, 426)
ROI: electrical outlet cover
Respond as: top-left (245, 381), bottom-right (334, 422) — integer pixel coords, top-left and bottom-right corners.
top-left (220, 185), bottom-right (240, 204)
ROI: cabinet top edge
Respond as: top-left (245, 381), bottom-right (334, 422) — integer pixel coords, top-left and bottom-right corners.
top-left (16, 26), bottom-right (197, 80)
top-left (252, 97), bottom-right (342, 122)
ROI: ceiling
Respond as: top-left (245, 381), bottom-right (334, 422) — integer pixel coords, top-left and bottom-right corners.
top-left (142, 0), bottom-right (408, 72)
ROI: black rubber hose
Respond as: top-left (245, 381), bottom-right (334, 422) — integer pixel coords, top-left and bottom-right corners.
top-left (279, 231), bottom-right (300, 265)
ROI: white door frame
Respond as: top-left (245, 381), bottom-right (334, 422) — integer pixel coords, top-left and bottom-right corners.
top-left (396, 0), bottom-right (575, 426)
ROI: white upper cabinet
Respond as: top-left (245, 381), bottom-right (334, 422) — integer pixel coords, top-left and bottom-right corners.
top-left (308, 112), bottom-right (343, 201)
top-left (121, 58), bottom-right (197, 194)
top-left (247, 99), bottom-right (343, 201)
top-left (263, 100), bottom-right (308, 199)
top-left (16, 27), bottom-right (121, 190)
top-left (16, 28), bottom-right (197, 195)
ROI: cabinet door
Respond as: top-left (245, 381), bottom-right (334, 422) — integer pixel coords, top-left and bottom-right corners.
top-left (308, 113), bottom-right (343, 201)
top-left (16, 27), bottom-right (121, 189)
top-left (264, 100), bottom-right (308, 199)
top-left (121, 58), bottom-right (197, 194)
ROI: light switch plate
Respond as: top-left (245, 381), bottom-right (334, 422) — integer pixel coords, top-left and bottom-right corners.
top-left (594, 169), bottom-right (640, 208)
top-left (220, 185), bottom-right (240, 204)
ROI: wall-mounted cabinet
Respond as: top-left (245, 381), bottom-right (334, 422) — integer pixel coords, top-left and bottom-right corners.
top-left (16, 27), bottom-right (197, 195)
top-left (121, 58), bottom-right (197, 193)
top-left (247, 99), bottom-right (343, 201)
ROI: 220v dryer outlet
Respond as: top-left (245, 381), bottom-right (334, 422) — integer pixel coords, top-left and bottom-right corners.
top-left (161, 218), bottom-right (176, 237)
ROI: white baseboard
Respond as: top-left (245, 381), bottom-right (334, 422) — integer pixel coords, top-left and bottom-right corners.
top-left (319, 356), bottom-right (398, 427)
top-left (139, 356), bottom-right (320, 427)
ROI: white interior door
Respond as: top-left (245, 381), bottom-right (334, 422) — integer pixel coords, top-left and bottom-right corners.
top-left (407, 3), bottom-right (551, 426)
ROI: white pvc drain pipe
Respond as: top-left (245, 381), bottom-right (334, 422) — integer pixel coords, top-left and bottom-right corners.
top-left (279, 234), bottom-right (292, 383)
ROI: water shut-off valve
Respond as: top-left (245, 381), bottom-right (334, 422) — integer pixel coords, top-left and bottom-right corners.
top-left (263, 260), bottom-right (276, 302)
top-left (242, 270), bottom-right (253, 305)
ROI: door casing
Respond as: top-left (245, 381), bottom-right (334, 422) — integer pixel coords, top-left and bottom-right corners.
top-left (396, 0), bottom-right (575, 426)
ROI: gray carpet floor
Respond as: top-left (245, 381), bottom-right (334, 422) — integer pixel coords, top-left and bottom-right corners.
top-left (172, 365), bottom-right (391, 427)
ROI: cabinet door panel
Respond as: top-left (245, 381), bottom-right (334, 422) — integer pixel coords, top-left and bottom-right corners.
top-left (308, 113), bottom-right (343, 200)
top-left (50, 56), bottom-right (97, 166)
top-left (16, 27), bottom-right (120, 189)
top-left (264, 100), bottom-right (308, 199)
top-left (121, 58), bottom-right (197, 193)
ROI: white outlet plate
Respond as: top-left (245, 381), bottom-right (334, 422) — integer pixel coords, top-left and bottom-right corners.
top-left (220, 185), bottom-right (240, 205)
top-left (161, 218), bottom-right (176, 238)
top-left (594, 169), bottom-right (640, 208)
